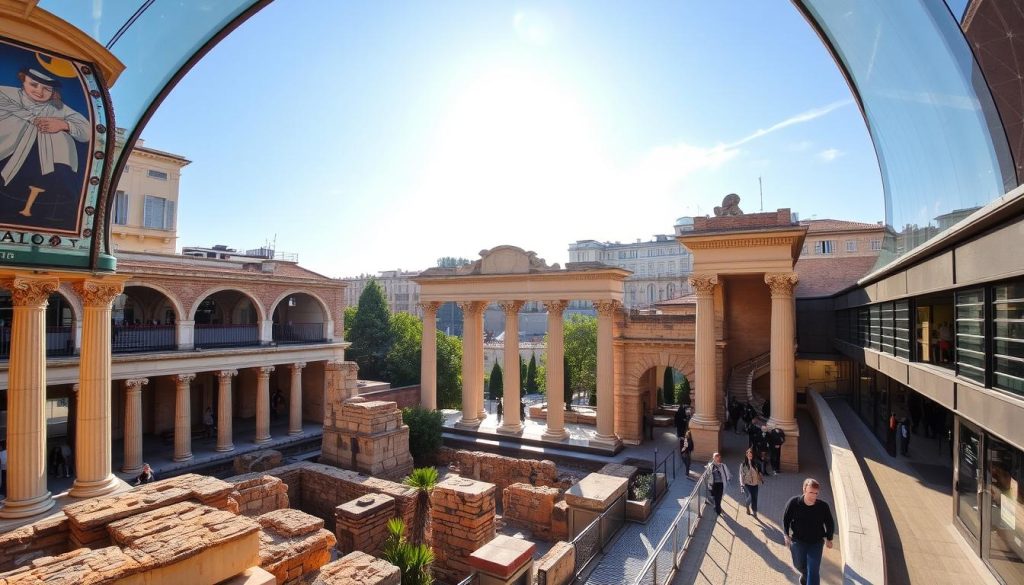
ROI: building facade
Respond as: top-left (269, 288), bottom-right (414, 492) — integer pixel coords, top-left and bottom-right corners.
top-left (343, 270), bottom-right (422, 317)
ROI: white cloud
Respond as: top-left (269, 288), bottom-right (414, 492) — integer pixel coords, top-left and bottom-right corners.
top-left (818, 148), bottom-right (843, 162)
top-left (726, 99), bottom-right (852, 149)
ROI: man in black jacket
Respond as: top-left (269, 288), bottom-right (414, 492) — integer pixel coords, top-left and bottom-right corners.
top-left (783, 478), bottom-right (835, 585)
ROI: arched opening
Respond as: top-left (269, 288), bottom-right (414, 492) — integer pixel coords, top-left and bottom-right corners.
top-left (194, 290), bottom-right (260, 348)
top-left (112, 285), bottom-right (178, 353)
top-left (0, 291), bottom-right (76, 358)
top-left (272, 292), bottom-right (328, 343)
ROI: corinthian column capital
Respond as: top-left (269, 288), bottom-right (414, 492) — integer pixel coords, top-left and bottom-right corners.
top-left (72, 279), bottom-right (124, 307)
top-left (0, 276), bottom-right (59, 307)
top-left (257, 366), bottom-right (275, 378)
top-left (764, 272), bottom-right (799, 297)
top-left (688, 273), bottom-right (718, 297)
top-left (457, 300), bottom-right (487, 316)
top-left (497, 300), bottom-right (525, 315)
top-left (417, 301), bottom-right (442, 316)
top-left (124, 378), bottom-right (149, 392)
top-left (290, 362), bottom-right (307, 371)
top-left (216, 369), bottom-right (238, 380)
top-left (175, 373), bottom-right (196, 386)
top-left (543, 300), bottom-right (569, 314)
top-left (593, 300), bottom-right (621, 317)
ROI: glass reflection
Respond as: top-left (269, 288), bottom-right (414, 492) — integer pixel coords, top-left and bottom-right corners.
top-left (958, 421), bottom-right (982, 539)
top-left (986, 436), bottom-right (1024, 584)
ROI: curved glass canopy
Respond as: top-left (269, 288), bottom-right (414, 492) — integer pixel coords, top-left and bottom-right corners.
top-left (34, 0), bottom-right (1023, 267)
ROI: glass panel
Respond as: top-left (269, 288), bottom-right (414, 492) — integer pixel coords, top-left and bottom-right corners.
top-left (958, 422), bottom-right (982, 539)
top-left (986, 436), bottom-right (1024, 584)
top-left (895, 300), bottom-right (911, 359)
top-left (881, 302), bottom-right (895, 355)
top-left (957, 288), bottom-right (986, 384)
top-left (994, 282), bottom-right (1024, 394)
top-left (870, 304), bottom-right (882, 351)
top-left (859, 307), bottom-right (871, 347)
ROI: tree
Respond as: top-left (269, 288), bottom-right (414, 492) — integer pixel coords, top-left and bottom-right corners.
top-left (519, 354), bottom-right (527, 392)
top-left (679, 375), bottom-right (692, 405)
top-left (525, 354), bottom-right (539, 394)
top-left (663, 367), bottom-right (675, 404)
top-left (386, 312), bottom-right (422, 387)
top-left (563, 355), bottom-right (572, 411)
top-left (436, 331), bottom-right (463, 409)
top-left (343, 305), bottom-right (357, 339)
top-left (402, 407), bottom-right (444, 465)
top-left (436, 256), bottom-right (471, 268)
top-left (346, 279), bottom-right (392, 380)
top-left (563, 314), bottom-right (597, 403)
top-left (488, 362), bottom-right (503, 400)
top-left (402, 467), bottom-right (439, 546)
top-left (381, 517), bottom-right (434, 585)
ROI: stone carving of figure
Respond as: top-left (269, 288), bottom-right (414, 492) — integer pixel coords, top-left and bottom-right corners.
top-left (714, 193), bottom-right (743, 217)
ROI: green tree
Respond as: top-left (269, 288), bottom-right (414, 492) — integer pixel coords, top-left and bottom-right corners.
top-left (525, 354), bottom-right (539, 394)
top-left (347, 279), bottom-right (392, 380)
top-left (519, 355), bottom-right (527, 392)
top-left (402, 407), bottom-right (444, 465)
top-left (343, 305), bottom-right (357, 339)
top-left (436, 256), bottom-right (471, 268)
top-left (563, 355), bottom-right (572, 411)
top-left (386, 312), bottom-right (422, 387)
top-left (436, 332), bottom-right (463, 409)
top-left (488, 362), bottom-right (503, 400)
top-left (663, 367), bottom-right (675, 404)
top-left (563, 314), bottom-right (597, 403)
top-left (679, 375), bottom-right (692, 405)
top-left (402, 467), bottom-right (439, 546)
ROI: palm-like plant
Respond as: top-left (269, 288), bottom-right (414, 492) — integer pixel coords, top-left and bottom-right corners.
top-left (381, 517), bottom-right (435, 585)
top-left (402, 466), bottom-right (439, 546)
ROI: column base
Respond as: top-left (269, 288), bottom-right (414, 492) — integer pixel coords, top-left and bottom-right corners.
top-left (780, 431), bottom-right (800, 473)
top-left (455, 416), bottom-right (481, 430)
top-left (173, 453), bottom-right (194, 463)
top-left (590, 434), bottom-right (622, 450)
top-left (496, 422), bottom-right (524, 435)
top-left (542, 428), bottom-right (569, 441)
top-left (122, 463), bottom-right (144, 475)
top-left (255, 437), bottom-right (272, 446)
top-left (216, 444), bottom-right (235, 453)
top-left (0, 491), bottom-right (55, 519)
top-left (69, 475), bottom-right (131, 499)
top-left (288, 429), bottom-right (303, 436)
top-left (689, 420), bottom-right (721, 463)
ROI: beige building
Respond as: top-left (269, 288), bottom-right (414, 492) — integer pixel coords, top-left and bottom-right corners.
top-left (108, 136), bottom-right (190, 255)
top-left (343, 269), bottom-right (422, 317)
top-left (799, 218), bottom-right (884, 259)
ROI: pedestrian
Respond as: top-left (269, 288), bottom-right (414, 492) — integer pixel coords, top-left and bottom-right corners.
top-left (705, 452), bottom-right (731, 515)
top-left (769, 425), bottom-right (786, 474)
top-left (0, 440), bottom-right (6, 496)
top-left (739, 447), bottom-right (764, 518)
top-left (783, 478), bottom-right (835, 585)
top-left (898, 418), bottom-right (910, 456)
top-left (674, 404), bottom-right (687, 437)
top-left (203, 406), bottom-right (215, 437)
top-left (520, 399), bottom-right (526, 420)
top-left (643, 412), bottom-right (655, 441)
top-left (747, 421), bottom-right (763, 452)
top-left (134, 463), bottom-right (156, 485)
top-left (496, 399), bottom-right (503, 422)
top-left (680, 430), bottom-right (695, 476)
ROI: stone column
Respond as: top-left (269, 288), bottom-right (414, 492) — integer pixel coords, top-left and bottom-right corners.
top-left (688, 274), bottom-right (720, 459)
top-left (593, 300), bottom-right (621, 447)
top-left (121, 378), bottom-right (148, 474)
top-left (215, 370), bottom-right (237, 452)
top-left (256, 366), bottom-right (275, 444)
top-left (456, 301), bottom-right (486, 428)
top-left (418, 301), bottom-right (441, 410)
top-left (0, 277), bottom-right (58, 519)
top-left (174, 374), bottom-right (196, 462)
top-left (765, 272), bottom-right (801, 472)
top-left (497, 301), bottom-right (524, 434)
top-left (542, 300), bottom-right (569, 441)
top-left (288, 362), bottom-right (306, 435)
top-left (177, 320), bottom-right (195, 350)
top-left (70, 279), bottom-right (126, 498)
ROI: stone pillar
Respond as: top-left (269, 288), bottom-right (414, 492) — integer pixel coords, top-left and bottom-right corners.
top-left (121, 378), bottom-right (148, 474)
top-left (543, 301), bottom-right (569, 441)
top-left (174, 374), bottom-right (196, 462)
top-left (0, 277), bottom-right (58, 519)
top-left (430, 476), bottom-right (497, 584)
top-left (498, 301), bottom-right (524, 434)
top-left (289, 362), bottom-right (306, 436)
top-left (216, 369), bottom-right (237, 452)
top-left (688, 274), bottom-right (720, 459)
top-left (70, 279), bottom-right (126, 498)
top-left (256, 366), bottom-right (275, 444)
top-left (765, 272), bottom-right (801, 472)
top-left (418, 301), bottom-right (440, 410)
top-left (456, 301), bottom-right (485, 428)
top-left (593, 300), bottom-right (621, 447)
top-left (177, 320), bottom-right (195, 350)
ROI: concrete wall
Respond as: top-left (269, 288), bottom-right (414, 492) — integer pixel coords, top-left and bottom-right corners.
top-left (796, 298), bottom-right (836, 355)
top-left (723, 274), bottom-right (771, 369)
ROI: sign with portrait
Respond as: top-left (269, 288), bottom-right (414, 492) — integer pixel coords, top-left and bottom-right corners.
top-left (0, 36), bottom-right (113, 270)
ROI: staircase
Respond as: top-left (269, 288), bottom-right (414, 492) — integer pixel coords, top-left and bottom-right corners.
top-left (726, 352), bottom-right (771, 407)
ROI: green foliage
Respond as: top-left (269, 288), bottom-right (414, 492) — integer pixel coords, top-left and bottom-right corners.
top-left (402, 467), bottom-right (439, 546)
top-left (519, 355), bottom-right (527, 392)
top-left (630, 473), bottom-right (654, 501)
top-left (679, 375), bottom-right (692, 405)
top-left (386, 312), bottom-right (423, 388)
top-left (436, 256), bottom-right (471, 268)
top-left (526, 354), bottom-right (539, 394)
top-left (343, 305), bottom-right (357, 339)
top-left (663, 368), bottom-right (675, 404)
top-left (564, 355), bottom-right (572, 411)
top-left (563, 314), bottom-right (598, 399)
top-left (436, 332), bottom-right (463, 409)
top-left (381, 517), bottom-right (434, 585)
top-left (656, 386), bottom-right (664, 406)
top-left (402, 407), bottom-right (444, 465)
top-left (347, 280), bottom-right (393, 380)
top-left (489, 362), bottom-right (503, 400)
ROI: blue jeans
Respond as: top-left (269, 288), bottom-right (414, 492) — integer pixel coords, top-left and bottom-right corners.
top-left (790, 540), bottom-right (824, 585)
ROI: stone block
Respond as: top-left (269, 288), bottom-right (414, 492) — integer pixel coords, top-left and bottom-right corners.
top-left (258, 509), bottom-right (336, 584)
top-left (335, 494), bottom-right (396, 556)
top-left (307, 551), bottom-right (400, 585)
top-left (597, 463), bottom-right (638, 481)
top-left (563, 473), bottom-right (628, 512)
top-left (552, 501), bottom-right (569, 540)
top-left (468, 535), bottom-right (535, 579)
top-left (234, 450), bottom-right (284, 475)
top-left (0, 545), bottom-right (141, 584)
top-left (536, 541), bottom-right (576, 585)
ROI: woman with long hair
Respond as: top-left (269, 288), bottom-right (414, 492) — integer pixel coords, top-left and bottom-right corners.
top-left (739, 447), bottom-right (765, 519)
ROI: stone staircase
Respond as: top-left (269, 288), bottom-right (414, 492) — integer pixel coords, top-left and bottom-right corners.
top-left (726, 352), bottom-right (771, 407)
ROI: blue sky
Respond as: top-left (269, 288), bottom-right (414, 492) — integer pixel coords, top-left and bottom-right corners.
top-left (140, 0), bottom-right (883, 278)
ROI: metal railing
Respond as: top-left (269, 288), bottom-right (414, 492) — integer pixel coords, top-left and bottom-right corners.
top-left (0, 326), bottom-right (76, 358)
top-left (194, 323), bottom-right (259, 349)
top-left (632, 467), bottom-right (712, 585)
top-left (649, 447), bottom-right (676, 502)
top-left (570, 493), bottom-right (626, 582)
top-left (272, 322), bottom-right (327, 344)
top-left (112, 324), bottom-right (176, 354)
top-left (454, 571), bottom-right (477, 585)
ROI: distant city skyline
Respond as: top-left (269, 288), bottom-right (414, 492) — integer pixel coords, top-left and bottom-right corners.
top-left (139, 1), bottom-right (883, 278)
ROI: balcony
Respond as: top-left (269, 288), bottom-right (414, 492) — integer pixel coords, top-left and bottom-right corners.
top-left (273, 322), bottom-right (328, 345)
top-left (194, 323), bottom-right (260, 349)
top-left (112, 324), bottom-right (176, 354)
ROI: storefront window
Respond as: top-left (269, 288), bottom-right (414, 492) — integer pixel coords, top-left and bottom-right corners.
top-left (956, 288), bottom-right (986, 384)
top-left (993, 281), bottom-right (1024, 396)
top-left (895, 300), bottom-right (911, 360)
top-left (870, 304), bottom-right (882, 351)
top-left (881, 302), bottom-right (895, 354)
top-left (986, 436), bottom-right (1024, 583)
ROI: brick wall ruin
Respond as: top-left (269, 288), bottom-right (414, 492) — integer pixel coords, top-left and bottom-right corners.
top-left (438, 448), bottom-right (567, 496)
top-left (430, 475), bottom-right (496, 584)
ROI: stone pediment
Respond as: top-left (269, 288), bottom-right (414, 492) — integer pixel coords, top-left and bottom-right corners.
top-left (457, 246), bottom-right (560, 275)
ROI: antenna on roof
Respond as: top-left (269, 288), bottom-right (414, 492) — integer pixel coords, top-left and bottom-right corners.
top-left (759, 176), bottom-right (764, 212)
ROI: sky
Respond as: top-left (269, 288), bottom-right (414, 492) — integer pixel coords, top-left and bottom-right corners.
top-left (139, 0), bottom-right (884, 278)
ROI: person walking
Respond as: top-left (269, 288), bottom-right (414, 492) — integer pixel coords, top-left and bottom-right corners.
top-left (768, 425), bottom-right (786, 474)
top-left (496, 399), bottom-right (503, 423)
top-left (706, 452), bottom-right (731, 515)
top-left (680, 430), bottom-right (695, 476)
top-left (739, 447), bottom-right (765, 518)
top-left (898, 418), bottom-right (910, 456)
top-left (783, 478), bottom-right (836, 585)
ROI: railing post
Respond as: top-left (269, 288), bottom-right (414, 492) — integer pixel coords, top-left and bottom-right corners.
top-left (652, 447), bottom-right (658, 501)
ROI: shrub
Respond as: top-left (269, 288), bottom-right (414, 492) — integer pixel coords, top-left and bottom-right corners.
top-left (402, 407), bottom-right (444, 465)
top-left (381, 517), bottom-right (434, 585)
top-left (630, 473), bottom-right (654, 501)
top-left (402, 467), bottom-right (439, 546)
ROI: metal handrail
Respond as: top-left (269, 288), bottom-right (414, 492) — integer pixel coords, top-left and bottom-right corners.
top-left (570, 492), bottom-right (626, 581)
top-left (632, 466), bottom-right (712, 585)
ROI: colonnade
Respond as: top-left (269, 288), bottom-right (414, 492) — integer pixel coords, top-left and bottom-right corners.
top-left (418, 299), bottom-right (622, 445)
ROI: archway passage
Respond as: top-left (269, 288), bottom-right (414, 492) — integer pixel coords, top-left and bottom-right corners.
top-left (112, 286), bottom-right (178, 353)
top-left (194, 290), bottom-right (260, 348)
top-left (272, 293), bottom-right (328, 344)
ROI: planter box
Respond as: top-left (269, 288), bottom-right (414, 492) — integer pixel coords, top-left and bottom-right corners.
top-left (625, 498), bottom-right (652, 522)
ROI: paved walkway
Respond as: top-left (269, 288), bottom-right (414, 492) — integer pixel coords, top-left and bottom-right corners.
top-left (829, 398), bottom-right (999, 585)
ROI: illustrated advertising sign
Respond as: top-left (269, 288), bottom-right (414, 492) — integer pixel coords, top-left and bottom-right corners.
top-left (0, 36), bottom-right (115, 271)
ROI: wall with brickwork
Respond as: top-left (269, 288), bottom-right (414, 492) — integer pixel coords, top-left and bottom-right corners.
top-left (692, 208), bottom-right (793, 232)
top-left (430, 476), bottom-right (496, 584)
top-left (0, 514), bottom-right (70, 572)
top-left (502, 483), bottom-right (560, 539)
top-left (358, 384), bottom-right (421, 410)
top-left (227, 472), bottom-right (290, 517)
top-left (335, 493), bottom-right (395, 557)
top-left (723, 274), bottom-right (771, 369)
top-left (320, 398), bottom-right (413, 481)
top-left (437, 448), bottom-right (563, 496)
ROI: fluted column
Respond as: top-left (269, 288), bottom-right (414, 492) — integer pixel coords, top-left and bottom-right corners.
top-left (456, 301), bottom-right (485, 428)
top-left (70, 279), bottom-right (125, 498)
top-left (121, 379), bottom-right (148, 474)
top-left (288, 362), bottom-right (306, 435)
top-left (594, 300), bottom-right (620, 445)
top-left (419, 301), bottom-right (441, 410)
top-left (0, 277), bottom-right (57, 519)
top-left (497, 301), bottom-right (524, 434)
top-left (543, 300), bottom-right (569, 441)
top-left (687, 274), bottom-right (720, 458)
top-left (173, 374), bottom-right (195, 462)
top-left (256, 366), bottom-right (275, 444)
top-left (766, 273), bottom-right (800, 429)
top-left (215, 370), bottom-right (237, 452)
